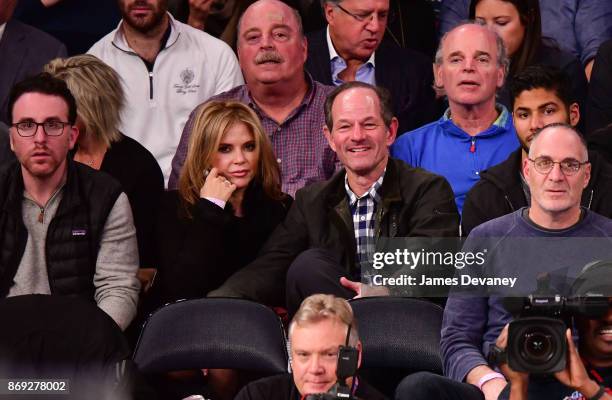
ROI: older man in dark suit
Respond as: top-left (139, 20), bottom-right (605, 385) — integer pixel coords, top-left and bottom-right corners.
top-left (304, 0), bottom-right (438, 134)
top-left (0, 0), bottom-right (67, 124)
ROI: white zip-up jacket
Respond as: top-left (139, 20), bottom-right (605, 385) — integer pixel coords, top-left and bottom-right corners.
top-left (89, 14), bottom-right (244, 185)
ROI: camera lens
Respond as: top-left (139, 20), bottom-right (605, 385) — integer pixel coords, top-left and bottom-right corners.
top-left (520, 329), bottom-right (555, 364)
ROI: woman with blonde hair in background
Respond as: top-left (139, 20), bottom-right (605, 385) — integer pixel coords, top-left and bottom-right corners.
top-left (45, 54), bottom-right (164, 269)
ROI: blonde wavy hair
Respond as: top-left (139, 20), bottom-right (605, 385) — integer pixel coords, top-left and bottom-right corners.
top-left (178, 100), bottom-right (284, 216)
top-left (44, 54), bottom-right (123, 147)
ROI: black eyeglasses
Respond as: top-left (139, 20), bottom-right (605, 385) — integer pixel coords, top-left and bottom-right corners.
top-left (528, 156), bottom-right (589, 176)
top-left (11, 121), bottom-right (69, 137)
top-left (335, 4), bottom-right (393, 24)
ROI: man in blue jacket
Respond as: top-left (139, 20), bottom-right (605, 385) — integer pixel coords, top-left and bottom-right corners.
top-left (391, 22), bottom-right (518, 214)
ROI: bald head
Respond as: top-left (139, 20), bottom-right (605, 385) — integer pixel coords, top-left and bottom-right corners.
top-left (237, 0), bottom-right (304, 45)
top-left (529, 123), bottom-right (588, 162)
top-left (436, 22), bottom-right (508, 70)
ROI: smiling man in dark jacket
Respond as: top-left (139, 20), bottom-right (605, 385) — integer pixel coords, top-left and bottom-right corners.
top-left (462, 65), bottom-right (612, 236)
top-left (210, 82), bottom-right (459, 314)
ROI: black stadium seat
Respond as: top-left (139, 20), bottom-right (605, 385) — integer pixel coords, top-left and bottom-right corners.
top-left (350, 297), bottom-right (444, 396)
top-left (133, 298), bottom-right (288, 374)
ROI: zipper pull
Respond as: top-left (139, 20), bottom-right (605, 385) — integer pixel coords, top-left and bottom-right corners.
top-left (470, 138), bottom-right (476, 153)
top-left (38, 207), bottom-right (44, 223)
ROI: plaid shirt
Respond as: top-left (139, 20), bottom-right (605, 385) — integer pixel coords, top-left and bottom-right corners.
top-left (345, 171), bottom-right (385, 272)
top-left (168, 74), bottom-right (338, 197)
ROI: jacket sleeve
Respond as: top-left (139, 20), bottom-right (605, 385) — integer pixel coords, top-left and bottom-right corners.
top-left (438, 0), bottom-right (470, 38)
top-left (561, 55), bottom-right (589, 114)
top-left (208, 191), bottom-right (310, 305)
top-left (397, 50), bottom-right (438, 133)
top-left (168, 104), bottom-right (199, 189)
top-left (157, 198), bottom-right (230, 303)
top-left (406, 173), bottom-right (459, 237)
top-left (129, 155), bottom-right (165, 268)
top-left (461, 184), bottom-right (492, 238)
top-left (212, 41), bottom-right (244, 94)
top-left (586, 40), bottom-right (612, 134)
top-left (575, 0), bottom-right (612, 65)
top-left (93, 193), bottom-right (141, 330)
top-left (441, 295), bottom-right (489, 381)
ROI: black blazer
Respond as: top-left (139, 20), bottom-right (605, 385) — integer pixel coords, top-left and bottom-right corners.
top-left (305, 28), bottom-right (438, 134)
top-left (0, 19), bottom-right (67, 124)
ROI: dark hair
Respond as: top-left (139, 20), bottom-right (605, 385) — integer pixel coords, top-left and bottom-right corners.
top-left (469, 0), bottom-right (541, 78)
top-left (509, 65), bottom-right (575, 110)
top-left (324, 82), bottom-right (394, 130)
top-left (8, 72), bottom-right (77, 125)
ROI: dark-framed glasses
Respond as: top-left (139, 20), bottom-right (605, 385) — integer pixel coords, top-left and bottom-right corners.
top-left (335, 4), bottom-right (394, 24)
top-left (11, 120), bottom-right (69, 137)
top-left (528, 156), bottom-right (589, 176)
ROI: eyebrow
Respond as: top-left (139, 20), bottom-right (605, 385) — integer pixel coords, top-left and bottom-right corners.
top-left (474, 51), bottom-right (491, 58)
top-left (16, 116), bottom-right (64, 122)
top-left (242, 27), bottom-right (260, 35)
top-left (537, 102), bottom-right (558, 109)
top-left (270, 23), bottom-right (292, 31)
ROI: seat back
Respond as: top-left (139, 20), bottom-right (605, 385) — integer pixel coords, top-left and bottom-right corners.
top-left (350, 297), bottom-right (444, 395)
top-left (0, 294), bottom-right (132, 399)
top-left (133, 298), bottom-right (288, 375)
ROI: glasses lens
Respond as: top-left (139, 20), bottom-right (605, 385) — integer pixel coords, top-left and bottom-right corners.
top-left (44, 121), bottom-right (64, 136)
top-left (17, 122), bottom-right (36, 136)
top-left (535, 157), bottom-right (553, 173)
top-left (560, 160), bottom-right (580, 174)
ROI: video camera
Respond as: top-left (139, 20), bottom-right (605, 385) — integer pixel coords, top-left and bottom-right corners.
top-left (501, 294), bottom-right (609, 374)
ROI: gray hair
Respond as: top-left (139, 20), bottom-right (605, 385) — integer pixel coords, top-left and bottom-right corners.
top-left (236, 0), bottom-right (304, 46)
top-left (435, 20), bottom-right (509, 75)
top-left (288, 294), bottom-right (359, 347)
top-left (529, 122), bottom-right (588, 161)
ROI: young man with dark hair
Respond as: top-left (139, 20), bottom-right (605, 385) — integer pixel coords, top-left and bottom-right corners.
top-left (462, 65), bottom-right (612, 236)
top-left (1, 73), bottom-right (140, 330)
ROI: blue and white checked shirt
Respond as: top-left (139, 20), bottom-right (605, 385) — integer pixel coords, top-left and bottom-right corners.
top-left (344, 171), bottom-right (385, 272)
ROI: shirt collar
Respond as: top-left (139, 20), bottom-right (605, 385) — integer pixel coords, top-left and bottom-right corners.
top-left (344, 169), bottom-right (385, 206)
top-left (443, 103), bottom-right (510, 128)
top-left (244, 72), bottom-right (316, 119)
top-left (0, 23), bottom-right (6, 42)
top-left (326, 25), bottom-right (376, 67)
top-left (113, 11), bottom-right (179, 52)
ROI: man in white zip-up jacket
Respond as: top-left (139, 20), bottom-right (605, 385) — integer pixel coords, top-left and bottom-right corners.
top-left (89, 0), bottom-right (243, 186)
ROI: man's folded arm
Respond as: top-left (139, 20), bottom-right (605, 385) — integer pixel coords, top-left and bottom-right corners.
top-left (208, 192), bottom-right (311, 305)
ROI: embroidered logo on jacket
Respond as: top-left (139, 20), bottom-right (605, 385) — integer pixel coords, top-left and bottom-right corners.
top-left (175, 68), bottom-right (200, 94)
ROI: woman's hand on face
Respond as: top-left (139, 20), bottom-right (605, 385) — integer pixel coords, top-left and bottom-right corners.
top-left (200, 167), bottom-right (236, 202)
